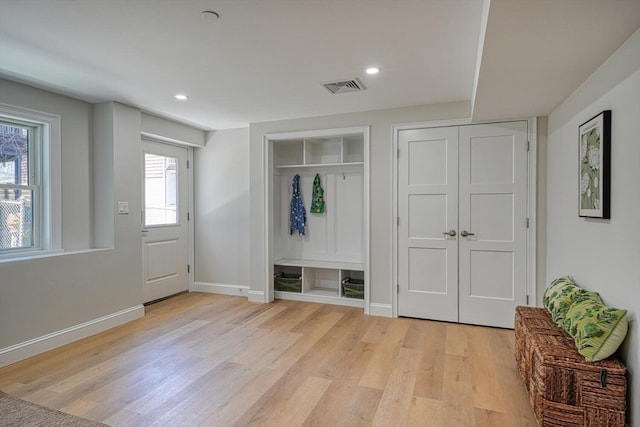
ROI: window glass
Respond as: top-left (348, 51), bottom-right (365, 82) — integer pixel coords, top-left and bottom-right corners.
top-left (0, 124), bottom-right (29, 185)
top-left (1, 123), bottom-right (34, 250)
top-left (144, 153), bottom-right (178, 226)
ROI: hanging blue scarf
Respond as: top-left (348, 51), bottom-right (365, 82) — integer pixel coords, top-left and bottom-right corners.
top-left (289, 174), bottom-right (306, 235)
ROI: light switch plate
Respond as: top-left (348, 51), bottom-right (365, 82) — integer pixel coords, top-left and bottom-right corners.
top-left (117, 201), bottom-right (129, 214)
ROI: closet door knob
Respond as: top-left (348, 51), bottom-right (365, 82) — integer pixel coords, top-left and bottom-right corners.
top-left (460, 230), bottom-right (475, 237)
top-left (442, 230), bottom-right (456, 237)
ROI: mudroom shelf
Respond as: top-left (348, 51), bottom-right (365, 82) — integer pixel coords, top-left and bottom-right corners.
top-left (267, 126), bottom-right (369, 310)
top-left (274, 258), bottom-right (364, 271)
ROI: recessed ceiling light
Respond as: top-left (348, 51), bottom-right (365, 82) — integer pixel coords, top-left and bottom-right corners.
top-left (366, 67), bottom-right (380, 75)
top-left (174, 94), bottom-right (189, 101)
top-left (201, 10), bottom-right (220, 21)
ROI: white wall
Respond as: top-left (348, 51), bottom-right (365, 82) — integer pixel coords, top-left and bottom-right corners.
top-left (194, 128), bottom-right (250, 292)
top-left (249, 102), bottom-right (471, 310)
top-left (0, 80), bottom-right (204, 366)
top-left (0, 82), bottom-right (144, 357)
top-left (0, 80), bottom-right (94, 250)
top-left (141, 113), bottom-right (206, 147)
top-left (546, 29), bottom-right (640, 424)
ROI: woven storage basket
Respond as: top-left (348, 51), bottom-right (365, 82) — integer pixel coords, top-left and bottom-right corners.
top-left (341, 277), bottom-right (364, 299)
top-left (274, 272), bottom-right (302, 293)
top-left (515, 306), bottom-right (626, 427)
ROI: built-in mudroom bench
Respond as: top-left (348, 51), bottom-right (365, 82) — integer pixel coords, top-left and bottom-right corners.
top-left (265, 127), bottom-right (370, 310)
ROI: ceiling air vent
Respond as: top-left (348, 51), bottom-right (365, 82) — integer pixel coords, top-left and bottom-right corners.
top-left (322, 78), bottom-right (366, 94)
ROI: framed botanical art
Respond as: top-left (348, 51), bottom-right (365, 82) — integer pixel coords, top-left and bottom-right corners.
top-left (578, 110), bottom-right (611, 218)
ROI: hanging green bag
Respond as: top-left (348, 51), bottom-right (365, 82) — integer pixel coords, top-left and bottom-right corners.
top-left (310, 173), bottom-right (325, 214)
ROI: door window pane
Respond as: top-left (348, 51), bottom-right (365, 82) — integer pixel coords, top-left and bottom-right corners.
top-left (144, 153), bottom-right (178, 226)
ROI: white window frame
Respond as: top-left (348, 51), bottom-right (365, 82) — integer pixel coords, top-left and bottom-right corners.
top-left (0, 103), bottom-right (61, 259)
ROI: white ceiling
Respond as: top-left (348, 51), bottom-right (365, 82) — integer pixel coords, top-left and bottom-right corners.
top-left (473, 0), bottom-right (640, 122)
top-left (1, 0), bottom-right (639, 130)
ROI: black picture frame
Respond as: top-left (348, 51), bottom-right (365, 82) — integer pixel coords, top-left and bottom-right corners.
top-left (578, 110), bottom-right (611, 219)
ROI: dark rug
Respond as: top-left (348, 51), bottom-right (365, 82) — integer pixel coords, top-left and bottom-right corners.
top-left (0, 391), bottom-right (109, 426)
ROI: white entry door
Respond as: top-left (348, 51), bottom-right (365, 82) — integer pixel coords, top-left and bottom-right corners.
top-left (397, 122), bottom-right (529, 328)
top-left (142, 139), bottom-right (189, 303)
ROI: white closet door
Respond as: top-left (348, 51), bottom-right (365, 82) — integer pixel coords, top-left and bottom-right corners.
top-left (458, 122), bottom-right (528, 328)
top-left (397, 127), bottom-right (459, 321)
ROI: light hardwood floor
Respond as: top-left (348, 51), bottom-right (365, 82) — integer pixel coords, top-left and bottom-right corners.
top-left (0, 293), bottom-right (536, 426)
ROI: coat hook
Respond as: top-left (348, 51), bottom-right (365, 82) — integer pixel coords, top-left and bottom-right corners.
top-left (342, 172), bottom-right (346, 180)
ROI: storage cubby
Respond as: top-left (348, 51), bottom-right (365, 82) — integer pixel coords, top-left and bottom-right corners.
top-left (273, 134), bottom-right (365, 169)
top-left (273, 262), bottom-right (365, 306)
top-left (341, 269), bottom-right (364, 283)
top-left (304, 267), bottom-right (339, 296)
top-left (268, 127), bottom-right (369, 309)
top-left (341, 270), bottom-right (365, 299)
top-left (273, 265), bottom-right (302, 293)
top-left (274, 264), bottom-right (302, 276)
top-left (273, 139), bottom-right (304, 167)
top-left (304, 137), bottom-right (342, 165)
top-left (342, 134), bottom-right (365, 163)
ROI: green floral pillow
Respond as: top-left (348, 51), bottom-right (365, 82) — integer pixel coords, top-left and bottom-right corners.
top-left (558, 290), bottom-right (602, 331)
top-left (543, 276), bottom-right (602, 327)
top-left (543, 277), bottom-right (567, 305)
top-left (565, 299), bottom-right (628, 362)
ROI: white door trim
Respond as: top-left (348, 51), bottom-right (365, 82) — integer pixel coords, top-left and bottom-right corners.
top-left (187, 146), bottom-right (194, 291)
top-left (263, 133), bottom-right (272, 304)
top-left (527, 118), bottom-right (538, 307)
top-left (391, 118), bottom-right (537, 318)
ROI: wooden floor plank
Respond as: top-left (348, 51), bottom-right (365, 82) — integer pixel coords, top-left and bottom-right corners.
top-left (406, 396), bottom-right (447, 427)
top-left (149, 361), bottom-right (260, 426)
top-left (268, 310), bottom-right (345, 373)
top-left (413, 320), bottom-right (447, 400)
top-left (440, 353), bottom-right (475, 426)
top-left (301, 381), bottom-right (358, 426)
top-left (261, 376), bottom-right (331, 427)
top-left (486, 327), bottom-right (539, 426)
top-left (371, 347), bottom-right (421, 426)
top-left (231, 372), bottom-right (308, 426)
top-left (105, 355), bottom-right (225, 420)
top-left (468, 326), bottom-right (507, 413)
top-left (445, 322), bottom-right (470, 357)
top-left (359, 318), bottom-right (411, 390)
top-left (0, 292), bottom-right (536, 426)
top-left (335, 386), bottom-right (383, 427)
top-left (197, 366), bottom-right (286, 427)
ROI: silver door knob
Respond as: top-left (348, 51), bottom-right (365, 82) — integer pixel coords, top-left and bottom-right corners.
top-left (442, 230), bottom-right (456, 237)
top-left (460, 230), bottom-right (475, 237)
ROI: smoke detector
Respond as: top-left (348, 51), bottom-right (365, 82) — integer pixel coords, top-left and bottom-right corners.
top-left (322, 78), bottom-right (366, 94)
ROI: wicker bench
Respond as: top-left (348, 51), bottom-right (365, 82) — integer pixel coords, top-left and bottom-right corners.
top-left (514, 306), bottom-right (626, 427)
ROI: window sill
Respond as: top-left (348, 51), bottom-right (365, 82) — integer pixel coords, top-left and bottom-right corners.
top-left (0, 247), bottom-right (113, 264)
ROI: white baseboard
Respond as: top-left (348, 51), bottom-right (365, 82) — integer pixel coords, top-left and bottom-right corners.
top-left (247, 290), bottom-right (265, 303)
top-left (369, 303), bottom-right (393, 317)
top-left (0, 305), bottom-right (144, 368)
top-left (192, 281), bottom-right (249, 297)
